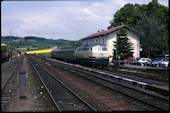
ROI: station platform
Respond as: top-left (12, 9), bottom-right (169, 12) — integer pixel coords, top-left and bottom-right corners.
top-left (109, 62), bottom-right (168, 70)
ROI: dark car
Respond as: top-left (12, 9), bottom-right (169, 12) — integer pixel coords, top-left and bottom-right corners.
top-left (151, 58), bottom-right (163, 67)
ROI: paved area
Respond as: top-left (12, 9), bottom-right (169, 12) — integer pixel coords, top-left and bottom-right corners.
top-left (6, 57), bottom-right (57, 112)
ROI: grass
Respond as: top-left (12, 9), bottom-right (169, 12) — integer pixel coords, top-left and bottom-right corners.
top-left (39, 53), bottom-right (51, 57)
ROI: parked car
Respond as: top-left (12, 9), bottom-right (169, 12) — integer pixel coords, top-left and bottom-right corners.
top-left (135, 58), bottom-right (152, 66)
top-left (160, 58), bottom-right (169, 68)
top-left (124, 57), bottom-right (136, 63)
top-left (151, 58), bottom-right (163, 67)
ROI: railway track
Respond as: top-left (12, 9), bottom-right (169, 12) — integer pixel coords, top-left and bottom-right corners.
top-left (1, 58), bottom-right (18, 73)
top-left (1, 57), bottom-right (22, 90)
top-left (1, 57), bottom-right (23, 111)
top-left (39, 56), bottom-right (169, 86)
top-left (114, 68), bottom-right (169, 83)
top-left (29, 56), bottom-right (96, 111)
top-left (35, 55), bottom-right (169, 111)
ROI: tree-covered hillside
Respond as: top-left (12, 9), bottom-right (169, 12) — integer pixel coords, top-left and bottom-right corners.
top-left (1, 36), bottom-right (81, 51)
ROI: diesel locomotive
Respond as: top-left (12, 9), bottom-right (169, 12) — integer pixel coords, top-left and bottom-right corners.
top-left (51, 45), bottom-right (110, 67)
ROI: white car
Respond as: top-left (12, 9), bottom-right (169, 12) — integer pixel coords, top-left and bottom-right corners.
top-left (135, 58), bottom-right (152, 66)
top-left (160, 59), bottom-right (169, 68)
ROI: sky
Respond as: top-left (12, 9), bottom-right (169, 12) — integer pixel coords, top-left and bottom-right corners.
top-left (1, 0), bottom-right (168, 41)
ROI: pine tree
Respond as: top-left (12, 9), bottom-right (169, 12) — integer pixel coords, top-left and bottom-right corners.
top-left (113, 28), bottom-right (134, 60)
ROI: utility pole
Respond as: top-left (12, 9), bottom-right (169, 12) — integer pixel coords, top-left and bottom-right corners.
top-left (10, 29), bottom-right (12, 61)
top-left (116, 36), bottom-right (118, 60)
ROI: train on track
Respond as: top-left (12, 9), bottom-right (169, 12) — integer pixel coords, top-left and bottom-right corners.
top-left (1, 43), bottom-right (11, 63)
top-left (51, 45), bottom-right (110, 67)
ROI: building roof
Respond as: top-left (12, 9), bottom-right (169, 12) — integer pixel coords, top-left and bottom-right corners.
top-left (81, 25), bottom-right (139, 40)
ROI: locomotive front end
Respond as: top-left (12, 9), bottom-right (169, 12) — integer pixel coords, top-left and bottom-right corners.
top-left (91, 45), bottom-right (110, 67)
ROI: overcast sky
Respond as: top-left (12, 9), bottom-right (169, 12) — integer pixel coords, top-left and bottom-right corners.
top-left (1, 0), bottom-right (168, 41)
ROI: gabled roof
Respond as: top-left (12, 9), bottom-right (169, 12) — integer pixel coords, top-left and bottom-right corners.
top-left (81, 25), bottom-right (139, 40)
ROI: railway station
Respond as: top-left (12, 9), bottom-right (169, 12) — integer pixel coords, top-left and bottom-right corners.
top-left (1, 25), bottom-right (169, 111)
top-left (1, 23), bottom-right (169, 112)
top-left (1, 0), bottom-right (169, 112)
top-left (1, 54), bottom-right (169, 111)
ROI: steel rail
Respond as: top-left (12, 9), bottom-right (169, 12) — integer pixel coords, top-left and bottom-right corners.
top-left (29, 57), bottom-right (61, 112)
top-left (40, 64), bottom-right (97, 112)
top-left (38, 56), bottom-right (169, 89)
top-left (1, 59), bottom-right (17, 73)
top-left (117, 69), bottom-right (169, 83)
top-left (40, 56), bottom-right (169, 111)
top-left (29, 56), bottom-right (97, 111)
top-left (40, 65), bottom-right (96, 111)
top-left (70, 69), bottom-right (169, 111)
top-left (56, 62), bottom-right (169, 111)
top-left (1, 57), bottom-right (22, 90)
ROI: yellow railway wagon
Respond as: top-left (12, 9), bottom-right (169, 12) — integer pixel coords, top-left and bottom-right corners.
top-left (1, 43), bottom-right (6, 46)
top-left (26, 49), bottom-right (53, 54)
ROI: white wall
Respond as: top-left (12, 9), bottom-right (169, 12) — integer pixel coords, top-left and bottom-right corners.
top-left (106, 32), bottom-right (117, 62)
top-left (82, 28), bottom-right (140, 62)
top-left (127, 30), bottom-right (140, 58)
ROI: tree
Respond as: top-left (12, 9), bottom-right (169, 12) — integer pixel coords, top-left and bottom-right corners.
top-left (61, 41), bottom-right (72, 48)
top-left (133, 13), bottom-right (167, 58)
top-left (74, 40), bottom-right (82, 47)
top-left (113, 28), bottom-right (133, 60)
top-left (108, 0), bottom-right (168, 29)
top-left (109, 0), bottom-right (169, 58)
top-left (108, 3), bottom-right (141, 29)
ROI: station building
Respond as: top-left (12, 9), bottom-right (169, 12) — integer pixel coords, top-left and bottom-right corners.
top-left (80, 25), bottom-right (140, 62)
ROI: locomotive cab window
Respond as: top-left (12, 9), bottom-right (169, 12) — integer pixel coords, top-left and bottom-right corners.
top-left (90, 47), bottom-right (92, 51)
top-left (102, 47), bottom-right (108, 51)
top-left (82, 48), bottom-right (89, 51)
top-left (94, 47), bottom-right (101, 51)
